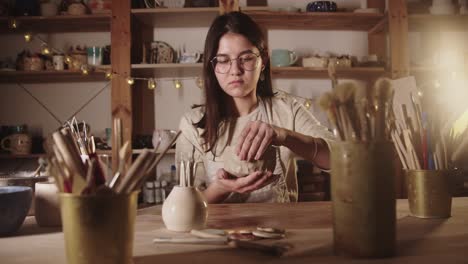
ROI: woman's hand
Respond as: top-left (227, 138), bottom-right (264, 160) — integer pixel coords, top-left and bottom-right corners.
top-left (214, 168), bottom-right (278, 194)
top-left (235, 121), bottom-right (286, 161)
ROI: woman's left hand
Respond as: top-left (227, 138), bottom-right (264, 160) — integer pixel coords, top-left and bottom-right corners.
top-left (235, 121), bottom-right (286, 161)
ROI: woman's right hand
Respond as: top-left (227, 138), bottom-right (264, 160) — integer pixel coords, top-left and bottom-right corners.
top-left (214, 168), bottom-right (278, 194)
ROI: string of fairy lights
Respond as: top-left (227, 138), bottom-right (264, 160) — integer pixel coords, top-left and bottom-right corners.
top-left (10, 18), bottom-right (204, 90)
top-left (9, 17), bottom-right (317, 109)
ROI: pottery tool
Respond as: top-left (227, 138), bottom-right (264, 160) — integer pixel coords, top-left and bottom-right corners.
top-left (116, 130), bottom-right (181, 194)
top-left (354, 83), bottom-right (370, 141)
top-left (373, 78), bottom-right (393, 140)
top-left (318, 92), bottom-right (343, 140)
top-left (335, 82), bottom-right (358, 141)
top-left (108, 140), bottom-right (131, 189)
top-left (115, 150), bottom-right (152, 194)
top-left (142, 130), bottom-right (182, 184)
top-left (52, 130), bottom-right (87, 194)
top-left (153, 233), bottom-right (292, 256)
top-left (190, 229), bottom-right (227, 238)
top-left (153, 237), bottom-right (228, 245)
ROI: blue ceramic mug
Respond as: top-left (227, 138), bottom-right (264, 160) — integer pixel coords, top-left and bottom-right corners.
top-left (271, 49), bottom-right (298, 67)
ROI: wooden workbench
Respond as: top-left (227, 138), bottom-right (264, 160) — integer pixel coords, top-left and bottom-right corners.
top-left (1, 198), bottom-right (467, 263)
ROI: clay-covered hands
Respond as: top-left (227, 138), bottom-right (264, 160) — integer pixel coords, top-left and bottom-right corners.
top-left (215, 168), bottom-right (279, 194)
top-left (235, 120), bottom-right (287, 161)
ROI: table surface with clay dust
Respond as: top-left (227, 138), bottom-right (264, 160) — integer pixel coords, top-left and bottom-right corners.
top-left (1, 198), bottom-right (467, 263)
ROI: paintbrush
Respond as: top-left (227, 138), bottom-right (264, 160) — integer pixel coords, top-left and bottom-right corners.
top-left (373, 78), bottom-right (393, 141)
top-left (334, 82), bottom-right (357, 141)
top-left (318, 92), bottom-right (343, 140)
top-left (354, 83), bottom-right (370, 141)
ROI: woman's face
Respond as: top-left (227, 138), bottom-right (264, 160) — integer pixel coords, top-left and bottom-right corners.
top-left (212, 32), bottom-right (263, 99)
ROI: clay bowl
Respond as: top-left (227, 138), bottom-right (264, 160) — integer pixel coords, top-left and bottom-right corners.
top-left (0, 186), bottom-right (32, 236)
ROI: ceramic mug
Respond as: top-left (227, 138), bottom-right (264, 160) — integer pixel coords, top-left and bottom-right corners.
top-left (1, 133), bottom-right (32, 155)
top-left (34, 182), bottom-right (61, 227)
top-left (179, 52), bottom-right (201, 64)
top-left (87, 46), bottom-right (102, 66)
top-left (53, 55), bottom-right (64, 70)
top-left (271, 49), bottom-right (298, 67)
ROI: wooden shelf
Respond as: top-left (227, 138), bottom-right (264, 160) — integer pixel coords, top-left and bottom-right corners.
top-left (131, 64), bottom-right (387, 79)
top-left (0, 14), bottom-right (111, 33)
top-left (0, 149), bottom-right (175, 159)
top-left (409, 14), bottom-right (468, 32)
top-left (0, 153), bottom-right (45, 159)
top-left (131, 7), bottom-right (267, 28)
top-left (0, 69), bottom-right (109, 83)
top-left (131, 63), bottom-right (203, 78)
top-left (245, 11), bottom-right (386, 31)
top-left (131, 8), bottom-right (386, 31)
top-left (271, 67), bottom-right (387, 79)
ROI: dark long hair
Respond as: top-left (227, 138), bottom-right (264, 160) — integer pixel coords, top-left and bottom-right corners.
top-left (196, 11), bottom-right (274, 152)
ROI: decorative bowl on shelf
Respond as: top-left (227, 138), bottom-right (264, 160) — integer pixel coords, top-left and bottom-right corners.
top-left (302, 56), bottom-right (329, 68)
top-left (306, 1), bottom-right (337, 12)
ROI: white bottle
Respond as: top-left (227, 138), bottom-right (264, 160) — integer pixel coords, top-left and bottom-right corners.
top-left (144, 181), bottom-right (155, 204)
top-left (154, 181), bottom-right (162, 204)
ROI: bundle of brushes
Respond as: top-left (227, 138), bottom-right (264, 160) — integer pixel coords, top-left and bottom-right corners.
top-left (391, 94), bottom-right (468, 171)
top-left (179, 160), bottom-right (197, 187)
top-left (46, 117), bottom-right (181, 195)
top-left (318, 77), bottom-right (395, 142)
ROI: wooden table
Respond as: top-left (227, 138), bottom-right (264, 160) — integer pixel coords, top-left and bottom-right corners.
top-left (1, 198), bottom-right (468, 263)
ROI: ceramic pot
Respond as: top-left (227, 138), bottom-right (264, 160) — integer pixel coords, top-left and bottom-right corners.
top-left (34, 182), bottom-right (61, 227)
top-left (40, 2), bottom-right (58, 17)
top-left (1, 133), bottom-right (32, 155)
top-left (162, 186), bottom-right (208, 232)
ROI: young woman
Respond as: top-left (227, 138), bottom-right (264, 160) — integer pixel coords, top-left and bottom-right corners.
top-left (176, 11), bottom-right (334, 203)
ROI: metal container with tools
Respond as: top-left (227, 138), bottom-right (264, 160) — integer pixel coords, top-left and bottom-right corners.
top-left (60, 191), bottom-right (138, 264)
top-left (331, 141), bottom-right (396, 258)
top-left (406, 170), bottom-right (452, 219)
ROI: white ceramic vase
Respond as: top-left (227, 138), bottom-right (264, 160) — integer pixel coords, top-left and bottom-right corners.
top-left (162, 186), bottom-right (208, 232)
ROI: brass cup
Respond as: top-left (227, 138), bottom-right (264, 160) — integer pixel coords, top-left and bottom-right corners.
top-left (331, 141), bottom-right (396, 258)
top-left (59, 191), bottom-right (138, 264)
top-left (405, 170), bottom-right (452, 219)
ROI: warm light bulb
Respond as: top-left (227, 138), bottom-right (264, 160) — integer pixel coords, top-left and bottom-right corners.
top-left (81, 65), bottom-right (90, 75)
top-left (304, 99), bottom-right (311, 109)
top-left (41, 44), bottom-right (50, 55)
top-left (195, 77), bottom-right (204, 89)
top-left (417, 91), bottom-right (423, 97)
top-left (127, 78), bottom-right (135, 85)
top-left (148, 79), bottom-right (156, 90)
top-left (24, 33), bottom-right (32, 42)
top-left (105, 71), bottom-right (113, 79)
top-left (174, 80), bottom-right (182, 89)
top-left (9, 19), bottom-right (18, 29)
top-left (65, 56), bottom-right (72, 64)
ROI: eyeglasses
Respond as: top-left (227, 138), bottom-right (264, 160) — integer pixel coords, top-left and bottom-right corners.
top-left (210, 52), bottom-right (261, 74)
